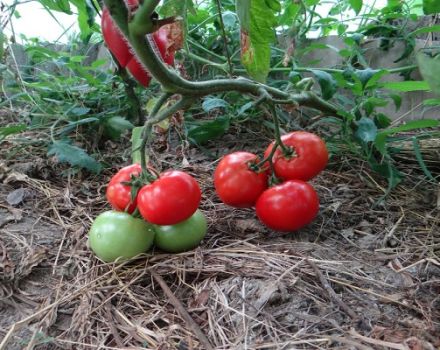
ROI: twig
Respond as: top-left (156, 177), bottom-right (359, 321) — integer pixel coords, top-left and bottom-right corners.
top-left (150, 270), bottom-right (215, 350)
top-left (307, 258), bottom-right (358, 320)
top-left (214, 0), bottom-right (233, 76)
top-left (349, 329), bottom-right (409, 350)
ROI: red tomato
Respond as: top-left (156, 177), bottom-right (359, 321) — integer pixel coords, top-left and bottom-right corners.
top-left (264, 131), bottom-right (328, 181)
top-left (101, 8), bottom-right (132, 67)
top-left (256, 180), bottom-right (319, 232)
top-left (214, 152), bottom-right (268, 208)
top-left (150, 27), bottom-right (175, 66)
top-left (137, 170), bottom-right (201, 225)
top-left (106, 164), bottom-right (142, 213)
top-left (126, 57), bottom-right (152, 87)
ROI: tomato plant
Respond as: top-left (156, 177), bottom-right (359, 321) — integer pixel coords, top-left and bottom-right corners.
top-left (88, 210), bottom-right (155, 262)
top-left (106, 163), bottom-right (142, 213)
top-left (153, 209), bottom-right (207, 253)
top-left (255, 180), bottom-right (319, 232)
top-left (214, 151), bottom-right (267, 208)
top-left (264, 132), bottom-right (328, 181)
top-left (137, 170), bottom-right (201, 225)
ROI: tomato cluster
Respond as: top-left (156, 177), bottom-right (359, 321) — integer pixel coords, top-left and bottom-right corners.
top-left (89, 165), bottom-right (206, 262)
top-left (214, 131), bottom-right (328, 232)
top-left (101, 0), bottom-right (174, 87)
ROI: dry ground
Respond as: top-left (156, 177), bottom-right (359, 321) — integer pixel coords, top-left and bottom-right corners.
top-left (0, 119), bottom-right (439, 350)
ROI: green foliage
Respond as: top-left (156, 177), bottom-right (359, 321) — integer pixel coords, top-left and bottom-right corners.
top-left (236, 0), bottom-right (278, 82)
top-left (3, 0), bottom-right (439, 188)
top-left (48, 139), bottom-right (102, 173)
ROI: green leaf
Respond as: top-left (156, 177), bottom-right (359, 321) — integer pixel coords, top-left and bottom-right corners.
top-left (237, 0), bottom-right (276, 82)
top-left (160, 0), bottom-right (195, 16)
top-left (186, 117), bottom-right (230, 145)
top-left (389, 94), bottom-right (402, 111)
top-left (374, 113), bottom-right (392, 128)
top-left (355, 117), bottom-right (377, 142)
top-left (382, 81), bottom-right (430, 92)
top-left (0, 124), bottom-right (27, 142)
top-left (265, 0), bottom-right (281, 12)
top-left (412, 136), bottom-right (436, 181)
top-left (70, 0), bottom-right (96, 41)
top-left (417, 54), bottom-right (440, 95)
top-left (222, 11), bottom-right (237, 29)
top-left (375, 119), bottom-right (440, 154)
top-left (409, 25), bottom-right (440, 37)
top-left (349, 0), bottom-right (363, 14)
top-left (423, 98), bottom-right (440, 106)
top-left (202, 98), bottom-right (230, 112)
top-left (104, 116), bottom-right (134, 140)
top-left (369, 161), bottom-right (402, 190)
top-left (47, 140), bottom-right (102, 173)
top-left (311, 70), bottom-right (337, 100)
top-left (39, 0), bottom-right (72, 14)
top-left (423, 0), bottom-right (440, 14)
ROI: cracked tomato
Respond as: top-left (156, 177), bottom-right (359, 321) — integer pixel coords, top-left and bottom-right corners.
top-left (106, 164), bottom-right (142, 213)
top-left (214, 152), bottom-right (268, 208)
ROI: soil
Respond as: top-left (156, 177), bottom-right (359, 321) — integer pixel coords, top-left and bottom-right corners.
top-left (0, 122), bottom-right (439, 350)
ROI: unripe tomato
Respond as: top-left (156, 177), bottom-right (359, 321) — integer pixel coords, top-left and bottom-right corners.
top-left (214, 152), bottom-right (268, 208)
top-left (256, 180), bottom-right (319, 232)
top-left (154, 210), bottom-right (207, 253)
top-left (106, 164), bottom-right (142, 213)
top-left (137, 170), bottom-right (201, 225)
top-left (88, 211), bottom-right (155, 262)
top-left (264, 131), bottom-right (328, 181)
top-left (101, 8), bottom-right (132, 67)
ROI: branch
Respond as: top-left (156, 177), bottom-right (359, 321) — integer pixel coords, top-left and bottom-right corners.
top-left (104, 0), bottom-right (339, 117)
top-left (140, 96), bottom-right (195, 170)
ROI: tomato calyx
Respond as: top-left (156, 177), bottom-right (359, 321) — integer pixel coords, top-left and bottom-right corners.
top-left (280, 146), bottom-right (297, 159)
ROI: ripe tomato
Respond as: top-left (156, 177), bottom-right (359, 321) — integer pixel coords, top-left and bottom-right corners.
top-left (264, 131), bottom-right (328, 181)
top-left (256, 180), bottom-right (319, 232)
top-left (101, 7), bottom-right (132, 67)
top-left (88, 210), bottom-right (155, 262)
top-left (154, 210), bottom-right (207, 253)
top-left (126, 57), bottom-right (152, 87)
top-left (214, 152), bottom-right (268, 208)
top-left (137, 170), bottom-right (201, 225)
top-left (106, 164), bottom-right (142, 213)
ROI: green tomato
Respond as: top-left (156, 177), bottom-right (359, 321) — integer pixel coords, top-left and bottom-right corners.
top-left (88, 210), bottom-right (155, 262)
top-left (153, 209), bottom-right (207, 253)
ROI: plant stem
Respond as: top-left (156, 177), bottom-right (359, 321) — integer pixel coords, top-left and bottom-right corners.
top-left (188, 38), bottom-right (227, 62)
top-left (139, 96), bottom-right (195, 171)
top-left (214, 0), bottom-right (233, 76)
top-left (185, 52), bottom-right (228, 73)
top-left (150, 92), bottom-right (173, 117)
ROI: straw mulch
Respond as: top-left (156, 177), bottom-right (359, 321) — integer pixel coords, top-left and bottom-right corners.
top-left (0, 124), bottom-right (439, 350)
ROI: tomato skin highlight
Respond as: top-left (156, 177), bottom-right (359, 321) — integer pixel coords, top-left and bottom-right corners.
top-left (153, 209), bottom-right (207, 253)
top-left (137, 170), bottom-right (201, 225)
top-left (101, 8), bottom-right (132, 67)
top-left (256, 180), bottom-right (319, 232)
top-left (214, 152), bottom-right (268, 208)
top-left (106, 164), bottom-right (142, 213)
top-left (264, 131), bottom-right (328, 181)
top-left (88, 210), bottom-right (155, 262)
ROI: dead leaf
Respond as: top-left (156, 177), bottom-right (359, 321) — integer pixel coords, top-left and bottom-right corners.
top-left (6, 188), bottom-right (25, 206)
top-left (189, 289), bottom-right (210, 308)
